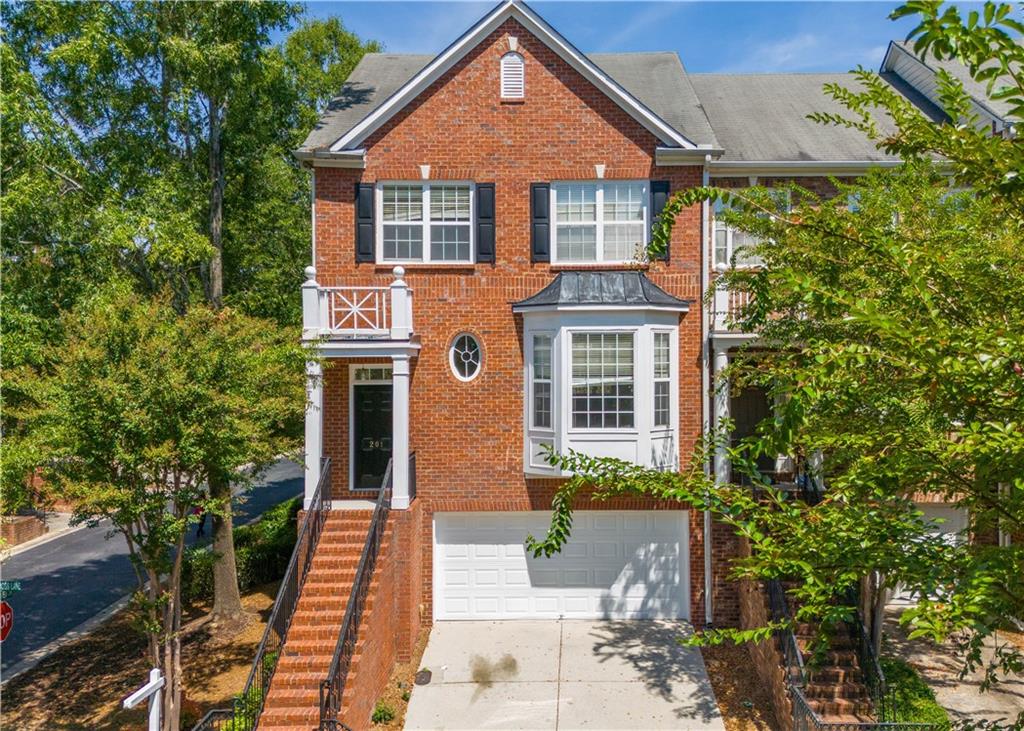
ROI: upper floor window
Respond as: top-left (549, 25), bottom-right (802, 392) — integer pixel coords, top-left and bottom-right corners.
top-left (713, 189), bottom-right (789, 269)
top-left (379, 182), bottom-right (473, 263)
top-left (552, 182), bottom-right (648, 264)
top-left (500, 52), bottom-right (525, 99)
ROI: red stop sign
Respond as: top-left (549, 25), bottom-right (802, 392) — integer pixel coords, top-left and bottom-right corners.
top-left (0, 601), bottom-right (13, 643)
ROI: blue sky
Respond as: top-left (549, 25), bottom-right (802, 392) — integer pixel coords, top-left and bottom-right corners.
top-left (297, 1), bottom-right (968, 73)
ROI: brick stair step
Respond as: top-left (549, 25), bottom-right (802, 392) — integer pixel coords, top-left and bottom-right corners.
top-left (292, 610), bottom-right (346, 625)
top-left (796, 635), bottom-right (856, 651)
top-left (806, 698), bottom-right (874, 717)
top-left (272, 671), bottom-right (328, 689)
top-left (804, 682), bottom-right (868, 699)
top-left (309, 556), bottom-right (362, 569)
top-left (302, 580), bottom-right (358, 597)
top-left (808, 665), bottom-right (863, 683)
top-left (258, 706), bottom-right (320, 728)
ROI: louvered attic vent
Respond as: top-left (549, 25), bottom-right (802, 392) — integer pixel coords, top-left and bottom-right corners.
top-left (501, 52), bottom-right (524, 99)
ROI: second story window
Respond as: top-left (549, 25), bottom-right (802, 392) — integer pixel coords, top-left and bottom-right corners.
top-left (552, 182), bottom-right (648, 264)
top-left (713, 190), bottom-right (790, 269)
top-left (379, 182), bottom-right (473, 263)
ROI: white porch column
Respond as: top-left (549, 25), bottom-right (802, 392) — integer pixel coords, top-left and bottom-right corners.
top-left (391, 353), bottom-right (411, 509)
top-left (712, 345), bottom-right (730, 485)
top-left (304, 359), bottom-right (324, 509)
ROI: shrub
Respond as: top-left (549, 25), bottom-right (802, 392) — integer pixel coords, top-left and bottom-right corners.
top-left (371, 702), bottom-right (396, 725)
top-left (182, 496), bottom-right (301, 604)
top-left (879, 656), bottom-right (950, 726)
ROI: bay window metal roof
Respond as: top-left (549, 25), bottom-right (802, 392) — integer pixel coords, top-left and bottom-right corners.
top-left (512, 271), bottom-right (690, 311)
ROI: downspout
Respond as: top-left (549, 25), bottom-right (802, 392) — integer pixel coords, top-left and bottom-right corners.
top-left (701, 154), bottom-right (714, 627)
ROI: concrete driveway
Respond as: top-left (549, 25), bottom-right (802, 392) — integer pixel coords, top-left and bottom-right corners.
top-left (404, 620), bottom-right (725, 730)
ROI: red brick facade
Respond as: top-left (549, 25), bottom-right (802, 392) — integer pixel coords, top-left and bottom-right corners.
top-left (314, 17), bottom-right (739, 644)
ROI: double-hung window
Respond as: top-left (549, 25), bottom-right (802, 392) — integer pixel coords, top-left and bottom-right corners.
top-left (380, 182), bottom-right (473, 263)
top-left (570, 332), bottom-right (634, 429)
top-left (552, 182), bottom-right (648, 263)
top-left (653, 332), bottom-right (671, 428)
top-left (713, 190), bottom-right (790, 269)
top-left (531, 333), bottom-right (553, 429)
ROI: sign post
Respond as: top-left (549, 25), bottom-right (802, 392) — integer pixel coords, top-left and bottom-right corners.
top-left (123, 667), bottom-right (165, 731)
top-left (0, 601), bottom-right (13, 643)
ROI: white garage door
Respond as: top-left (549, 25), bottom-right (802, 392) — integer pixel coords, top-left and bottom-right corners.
top-left (434, 511), bottom-right (689, 620)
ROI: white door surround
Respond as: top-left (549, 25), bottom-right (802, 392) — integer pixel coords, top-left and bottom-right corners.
top-left (433, 511), bottom-right (690, 621)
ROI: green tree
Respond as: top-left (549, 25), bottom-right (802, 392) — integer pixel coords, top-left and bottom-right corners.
top-left (529, 0), bottom-right (1024, 712)
top-left (2, 1), bottom-right (379, 626)
top-left (26, 284), bottom-right (306, 731)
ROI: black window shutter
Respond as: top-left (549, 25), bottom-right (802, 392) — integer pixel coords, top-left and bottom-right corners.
top-left (355, 182), bottom-right (375, 262)
top-left (651, 180), bottom-right (671, 261)
top-left (476, 183), bottom-right (495, 263)
top-left (530, 183), bottom-right (550, 263)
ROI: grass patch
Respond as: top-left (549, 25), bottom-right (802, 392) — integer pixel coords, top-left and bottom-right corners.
top-left (880, 656), bottom-right (951, 726)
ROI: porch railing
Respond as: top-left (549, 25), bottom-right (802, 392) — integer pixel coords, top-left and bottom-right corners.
top-left (319, 459), bottom-right (393, 730)
top-left (191, 458), bottom-right (332, 731)
top-left (302, 266), bottom-right (414, 340)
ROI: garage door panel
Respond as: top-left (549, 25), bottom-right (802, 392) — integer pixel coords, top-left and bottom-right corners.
top-left (434, 511), bottom-right (689, 620)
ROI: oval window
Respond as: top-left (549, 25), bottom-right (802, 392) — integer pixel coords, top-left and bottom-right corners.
top-left (449, 333), bottom-right (482, 381)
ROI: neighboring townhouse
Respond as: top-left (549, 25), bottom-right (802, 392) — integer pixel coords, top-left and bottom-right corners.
top-left (207, 3), bottom-right (1008, 730)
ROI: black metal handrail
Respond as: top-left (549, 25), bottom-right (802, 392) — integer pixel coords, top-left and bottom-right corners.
top-left (846, 592), bottom-right (892, 721)
top-left (318, 459), bottom-right (393, 731)
top-left (766, 579), bottom-right (807, 689)
top-left (192, 457), bottom-right (333, 731)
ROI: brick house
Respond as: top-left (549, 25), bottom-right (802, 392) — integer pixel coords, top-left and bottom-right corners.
top-left (249, 2), bottom-right (1005, 729)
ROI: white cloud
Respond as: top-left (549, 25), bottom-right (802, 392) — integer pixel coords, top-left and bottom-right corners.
top-left (592, 3), bottom-right (685, 52)
top-left (716, 33), bottom-right (891, 73)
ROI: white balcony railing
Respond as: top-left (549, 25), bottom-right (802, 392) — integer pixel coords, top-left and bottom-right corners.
top-left (711, 273), bottom-right (753, 332)
top-left (302, 266), bottom-right (414, 340)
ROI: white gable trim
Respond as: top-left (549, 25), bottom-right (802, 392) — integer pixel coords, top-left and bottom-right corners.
top-left (328, 0), bottom-right (696, 152)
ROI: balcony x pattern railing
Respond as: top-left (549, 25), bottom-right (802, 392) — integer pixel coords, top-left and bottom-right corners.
top-left (325, 287), bottom-right (390, 334)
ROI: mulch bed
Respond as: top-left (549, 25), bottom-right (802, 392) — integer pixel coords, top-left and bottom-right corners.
top-left (1, 582), bottom-right (279, 730)
top-left (702, 643), bottom-right (781, 731)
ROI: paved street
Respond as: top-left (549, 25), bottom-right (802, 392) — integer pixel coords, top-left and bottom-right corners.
top-left (0, 458), bottom-right (304, 675)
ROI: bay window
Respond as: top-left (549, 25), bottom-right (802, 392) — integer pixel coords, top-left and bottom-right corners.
top-left (571, 333), bottom-right (634, 429)
top-left (532, 333), bottom-right (553, 429)
top-left (379, 182), bottom-right (473, 263)
top-left (552, 182), bottom-right (648, 263)
top-left (653, 331), bottom-right (671, 428)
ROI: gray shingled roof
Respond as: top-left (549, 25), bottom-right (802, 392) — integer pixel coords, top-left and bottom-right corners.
top-left (893, 40), bottom-right (1015, 121)
top-left (689, 73), bottom-right (945, 162)
top-left (299, 52), bottom-right (717, 152)
top-left (512, 271), bottom-right (690, 310)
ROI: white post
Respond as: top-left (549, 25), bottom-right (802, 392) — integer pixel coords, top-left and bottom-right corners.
top-left (391, 354), bottom-right (411, 510)
top-left (712, 266), bottom-right (729, 332)
top-left (712, 345), bottom-right (730, 485)
top-left (302, 266), bottom-right (321, 336)
top-left (123, 668), bottom-right (165, 731)
top-left (390, 266), bottom-right (412, 340)
top-left (304, 359), bottom-right (324, 509)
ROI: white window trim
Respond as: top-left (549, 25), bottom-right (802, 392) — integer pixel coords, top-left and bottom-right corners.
top-left (449, 332), bottom-right (483, 382)
top-left (549, 181), bottom-right (649, 265)
top-left (652, 329), bottom-right (673, 430)
top-left (375, 181), bottom-right (475, 264)
top-left (529, 331), bottom-right (555, 430)
top-left (565, 327), bottom-right (639, 435)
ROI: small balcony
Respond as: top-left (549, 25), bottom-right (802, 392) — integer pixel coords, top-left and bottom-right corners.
top-left (711, 275), bottom-right (753, 333)
top-left (302, 266), bottom-right (414, 341)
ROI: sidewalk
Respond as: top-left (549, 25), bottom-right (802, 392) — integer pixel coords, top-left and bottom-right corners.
top-left (884, 605), bottom-right (1024, 724)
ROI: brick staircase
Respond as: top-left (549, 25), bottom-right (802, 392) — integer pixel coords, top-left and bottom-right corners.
top-left (794, 621), bottom-right (875, 723)
top-left (259, 511), bottom-right (377, 731)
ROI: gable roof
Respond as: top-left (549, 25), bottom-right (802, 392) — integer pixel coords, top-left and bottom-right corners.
top-left (690, 73), bottom-right (945, 163)
top-left (882, 40), bottom-right (1015, 124)
top-left (299, 51), bottom-right (718, 153)
top-left (306, 0), bottom-right (698, 154)
top-left (512, 271), bottom-right (690, 311)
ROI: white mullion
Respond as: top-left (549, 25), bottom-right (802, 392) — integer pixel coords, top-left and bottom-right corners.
top-left (596, 183), bottom-right (605, 262)
top-left (422, 183), bottom-right (431, 263)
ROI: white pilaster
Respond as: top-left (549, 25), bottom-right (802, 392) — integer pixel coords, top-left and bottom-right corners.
top-left (390, 266), bottom-right (412, 340)
top-left (391, 354), bottom-right (411, 509)
top-left (302, 266), bottom-right (321, 338)
top-left (712, 346), bottom-right (730, 485)
top-left (304, 358), bottom-right (324, 509)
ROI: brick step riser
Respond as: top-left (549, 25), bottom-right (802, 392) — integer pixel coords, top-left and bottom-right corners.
top-left (806, 668), bottom-right (863, 683)
top-left (806, 698), bottom-right (875, 717)
top-left (804, 683), bottom-right (869, 700)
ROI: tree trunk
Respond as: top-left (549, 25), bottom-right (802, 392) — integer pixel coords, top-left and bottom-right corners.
top-left (204, 95), bottom-right (225, 308)
top-left (209, 469), bottom-right (247, 629)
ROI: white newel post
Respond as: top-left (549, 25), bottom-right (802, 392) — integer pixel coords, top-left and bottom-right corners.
top-left (712, 267), bottom-right (729, 331)
top-left (391, 354), bottom-right (411, 510)
top-left (712, 345), bottom-right (730, 485)
top-left (304, 359), bottom-right (324, 509)
top-left (302, 266), bottom-right (321, 335)
top-left (390, 266), bottom-right (412, 340)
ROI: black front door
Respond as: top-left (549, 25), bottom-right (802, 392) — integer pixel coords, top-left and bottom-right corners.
top-left (354, 384), bottom-right (392, 490)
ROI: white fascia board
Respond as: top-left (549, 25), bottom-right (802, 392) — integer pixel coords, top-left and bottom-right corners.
top-left (329, 0), bottom-right (695, 152)
top-left (708, 160), bottom-right (903, 177)
top-left (512, 303), bottom-right (690, 314)
top-left (293, 148), bottom-right (367, 169)
top-left (312, 340), bottom-right (422, 359)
